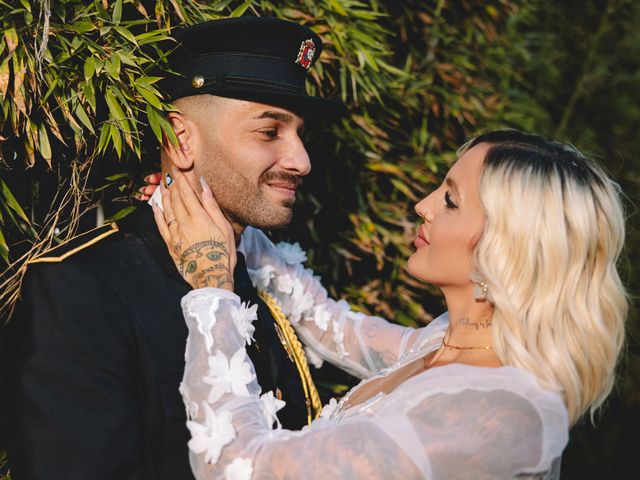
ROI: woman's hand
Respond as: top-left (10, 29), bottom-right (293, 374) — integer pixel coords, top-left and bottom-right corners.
top-left (137, 172), bottom-right (162, 201)
top-left (152, 168), bottom-right (236, 290)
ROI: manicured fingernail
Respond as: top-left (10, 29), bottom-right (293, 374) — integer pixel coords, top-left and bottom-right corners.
top-left (199, 176), bottom-right (209, 193)
top-left (165, 173), bottom-right (173, 187)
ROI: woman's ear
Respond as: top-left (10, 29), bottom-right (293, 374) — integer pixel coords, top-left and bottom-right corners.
top-left (162, 112), bottom-right (196, 170)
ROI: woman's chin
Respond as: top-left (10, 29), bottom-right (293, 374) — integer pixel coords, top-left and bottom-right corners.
top-left (406, 255), bottom-right (430, 282)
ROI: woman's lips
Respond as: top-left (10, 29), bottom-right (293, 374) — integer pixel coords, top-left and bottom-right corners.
top-left (413, 228), bottom-right (430, 248)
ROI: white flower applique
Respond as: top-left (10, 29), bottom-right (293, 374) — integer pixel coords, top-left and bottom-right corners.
top-left (204, 349), bottom-right (255, 403)
top-left (230, 301), bottom-right (258, 345)
top-left (304, 345), bottom-right (324, 369)
top-left (224, 457), bottom-right (253, 480)
top-left (275, 241), bottom-right (307, 265)
top-left (331, 302), bottom-right (350, 359)
top-left (284, 278), bottom-right (314, 324)
top-left (274, 273), bottom-right (295, 295)
top-left (309, 304), bottom-right (331, 331)
top-left (320, 398), bottom-right (339, 419)
top-left (248, 265), bottom-right (275, 290)
top-left (260, 390), bottom-right (286, 429)
top-left (179, 382), bottom-right (199, 420)
top-left (187, 402), bottom-right (235, 465)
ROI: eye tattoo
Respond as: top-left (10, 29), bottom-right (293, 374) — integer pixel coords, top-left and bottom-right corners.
top-left (186, 261), bottom-right (197, 274)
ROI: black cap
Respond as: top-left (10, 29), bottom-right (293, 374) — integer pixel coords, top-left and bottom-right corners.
top-left (162, 17), bottom-right (345, 118)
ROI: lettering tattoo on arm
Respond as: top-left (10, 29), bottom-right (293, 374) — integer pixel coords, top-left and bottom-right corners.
top-left (178, 239), bottom-right (233, 289)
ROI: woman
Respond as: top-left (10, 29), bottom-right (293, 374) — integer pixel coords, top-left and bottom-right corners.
top-left (152, 130), bottom-right (627, 479)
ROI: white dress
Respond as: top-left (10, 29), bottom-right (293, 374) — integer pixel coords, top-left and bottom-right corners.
top-left (178, 227), bottom-right (569, 480)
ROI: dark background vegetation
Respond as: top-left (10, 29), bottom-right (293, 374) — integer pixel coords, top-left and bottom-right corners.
top-left (0, 1), bottom-right (638, 478)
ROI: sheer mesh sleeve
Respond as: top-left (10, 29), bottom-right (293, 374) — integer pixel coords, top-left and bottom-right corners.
top-left (180, 289), bottom-right (569, 480)
top-left (239, 228), bottom-right (436, 378)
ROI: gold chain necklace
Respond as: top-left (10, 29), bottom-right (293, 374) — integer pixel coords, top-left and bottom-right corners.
top-left (423, 336), bottom-right (494, 370)
top-left (442, 339), bottom-right (493, 350)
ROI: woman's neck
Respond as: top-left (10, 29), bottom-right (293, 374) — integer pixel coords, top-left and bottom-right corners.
top-left (441, 286), bottom-right (495, 348)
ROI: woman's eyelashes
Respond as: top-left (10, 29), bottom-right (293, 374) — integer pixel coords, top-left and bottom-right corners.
top-left (444, 191), bottom-right (459, 210)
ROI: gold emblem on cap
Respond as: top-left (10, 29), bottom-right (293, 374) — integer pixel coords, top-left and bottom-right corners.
top-left (192, 75), bottom-right (205, 88)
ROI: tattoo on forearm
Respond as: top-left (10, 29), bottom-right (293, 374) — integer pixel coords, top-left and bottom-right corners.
top-left (460, 316), bottom-right (492, 330)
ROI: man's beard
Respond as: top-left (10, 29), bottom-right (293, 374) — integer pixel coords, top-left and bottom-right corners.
top-left (197, 154), bottom-right (302, 230)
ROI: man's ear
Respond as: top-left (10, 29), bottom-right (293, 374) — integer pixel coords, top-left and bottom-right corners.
top-left (162, 111), bottom-right (196, 170)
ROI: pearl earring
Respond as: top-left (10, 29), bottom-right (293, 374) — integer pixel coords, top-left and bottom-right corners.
top-left (473, 281), bottom-right (488, 301)
top-left (470, 272), bottom-right (489, 301)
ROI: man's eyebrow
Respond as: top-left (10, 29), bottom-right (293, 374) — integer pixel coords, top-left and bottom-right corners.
top-left (445, 177), bottom-right (460, 196)
top-left (252, 111), bottom-right (293, 122)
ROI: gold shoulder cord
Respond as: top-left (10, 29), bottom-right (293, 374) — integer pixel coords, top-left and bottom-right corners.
top-left (258, 290), bottom-right (323, 424)
top-left (28, 223), bottom-right (120, 264)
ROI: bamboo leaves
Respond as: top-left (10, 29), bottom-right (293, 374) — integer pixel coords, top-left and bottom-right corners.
top-left (0, 0), bottom-right (560, 328)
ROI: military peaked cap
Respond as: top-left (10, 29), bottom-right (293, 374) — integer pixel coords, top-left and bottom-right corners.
top-left (162, 17), bottom-right (345, 118)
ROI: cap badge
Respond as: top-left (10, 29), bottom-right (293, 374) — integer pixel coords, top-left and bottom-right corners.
top-left (295, 39), bottom-right (316, 70)
top-left (192, 75), bottom-right (205, 88)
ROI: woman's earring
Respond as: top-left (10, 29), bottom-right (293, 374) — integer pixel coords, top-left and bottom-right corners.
top-left (165, 173), bottom-right (173, 187)
top-left (473, 281), bottom-right (489, 301)
top-left (471, 273), bottom-right (489, 301)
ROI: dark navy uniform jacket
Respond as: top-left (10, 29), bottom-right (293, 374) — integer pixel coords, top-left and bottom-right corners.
top-left (2, 205), bottom-right (311, 480)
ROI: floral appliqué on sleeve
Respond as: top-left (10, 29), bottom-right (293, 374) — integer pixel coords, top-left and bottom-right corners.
top-left (204, 349), bottom-right (255, 403)
top-left (260, 390), bottom-right (286, 429)
top-left (224, 457), bottom-right (253, 480)
top-left (230, 301), bottom-right (258, 345)
top-left (187, 402), bottom-right (236, 464)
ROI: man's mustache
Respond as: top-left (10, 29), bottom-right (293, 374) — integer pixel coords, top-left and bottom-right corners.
top-left (261, 171), bottom-right (303, 188)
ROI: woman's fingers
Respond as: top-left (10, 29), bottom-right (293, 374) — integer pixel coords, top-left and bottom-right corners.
top-left (199, 176), bottom-right (226, 223)
top-left (161, 183), bottom-right (179, 235)
top-left (167, 169), bottom-right (189, 222)
top-left (145, 172), bottom-right (162, 186)
top-left (174, 168), bottom-right (204, 217)
top-left (152, 202), bottom-right (171, 246)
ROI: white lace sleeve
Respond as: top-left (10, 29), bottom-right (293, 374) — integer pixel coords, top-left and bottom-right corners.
top-left (240, 228), bottom-right (431, 378)
top-left (180, 289), bottom-right (569, 480)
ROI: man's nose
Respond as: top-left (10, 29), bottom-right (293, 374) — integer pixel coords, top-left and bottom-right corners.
top-left (280, 135), bottom-right (311, 176)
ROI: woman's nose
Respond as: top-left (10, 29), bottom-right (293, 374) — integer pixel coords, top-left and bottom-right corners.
top-left (415, 197), bottom-right (433, 222)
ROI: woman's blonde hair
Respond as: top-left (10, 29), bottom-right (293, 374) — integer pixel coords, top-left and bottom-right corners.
top-left (464, 130), bottom-right (628, 424)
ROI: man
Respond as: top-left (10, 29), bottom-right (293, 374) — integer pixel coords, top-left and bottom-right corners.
top-left (3, 17), bottom-right (343, 479)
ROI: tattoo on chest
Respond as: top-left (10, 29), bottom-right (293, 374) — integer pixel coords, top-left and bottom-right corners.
top-left (461, 316), bottom-right (492, 330)
top-left (178, 239), bottom-right (232, 289)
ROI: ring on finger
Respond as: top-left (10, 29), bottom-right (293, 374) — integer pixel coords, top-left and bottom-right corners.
top-left (167, 219), bottom-right (177, 227)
